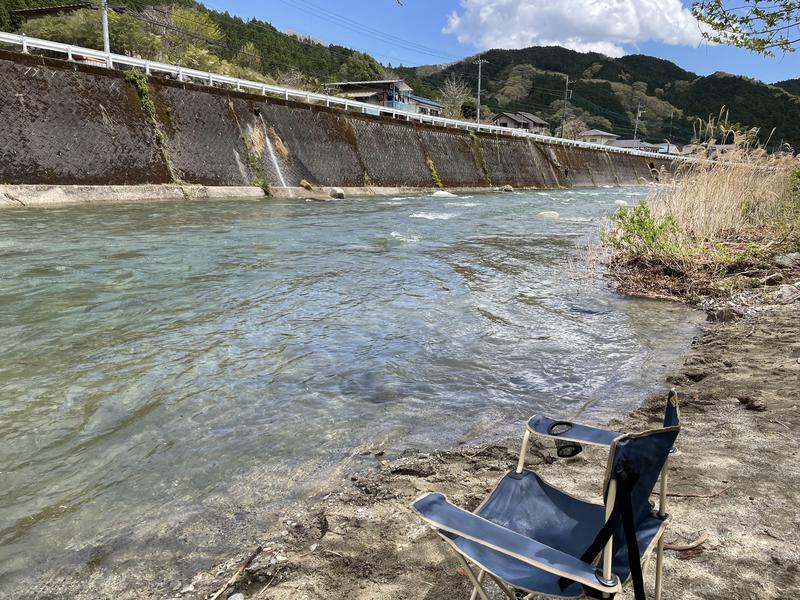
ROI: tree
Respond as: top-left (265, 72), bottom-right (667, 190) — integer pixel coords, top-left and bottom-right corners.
top-left (19, 9), bottom-right (161, 59)
top-left (439, 73), bottom-right (472, 118)
top-left (235, 41), bottom-right (262, 71)
top-left (336, 51), bottom-right (385, 81)
top-left (692, 0), bottom-right (800, 55)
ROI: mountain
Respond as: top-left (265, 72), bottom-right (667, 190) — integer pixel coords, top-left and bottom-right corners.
top-left (5, 2), bottom-right (800, 148)
top-left (773, 78), bottom-right (800, 97)
top-left (406, 46), bottom-right (800, 148)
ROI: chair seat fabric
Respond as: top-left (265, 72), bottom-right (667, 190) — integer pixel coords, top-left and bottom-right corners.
top-left (447, 470), bottom-right (665, 597)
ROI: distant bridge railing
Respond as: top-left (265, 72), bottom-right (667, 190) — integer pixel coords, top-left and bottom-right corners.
top-left (0, 31), bottom-right (693, 163)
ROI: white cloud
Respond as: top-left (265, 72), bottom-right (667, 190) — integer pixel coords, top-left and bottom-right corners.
top-left (444, 0), bottom-right (706, 58)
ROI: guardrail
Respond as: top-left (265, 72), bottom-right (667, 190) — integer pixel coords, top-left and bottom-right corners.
top-left (0, 31), bottom-right (693, 163)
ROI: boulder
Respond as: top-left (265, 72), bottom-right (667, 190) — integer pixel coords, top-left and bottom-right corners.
top-left (432, 190), bottom-right (457, 198)
top-left (537, 211), bottom-right (560, 218)
top-left (300, 179), bottom-right (314, 191)
top-left (329, 187), bottom-right (345, 199)
top-left (614, 199), bottom-right (629, 207)
top-left (774, 252), bottom-right (800, 269)
top-left (774, 284), bottom-right (800, 304)
top-left (501, 185), bottom-right (514, 192)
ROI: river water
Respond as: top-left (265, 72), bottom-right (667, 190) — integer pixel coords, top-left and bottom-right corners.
top-left (0, 188), bottom-right (698, 594)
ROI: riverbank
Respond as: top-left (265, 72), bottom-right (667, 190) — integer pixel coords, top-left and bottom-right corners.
top-left (161, 302), bottom-right (798, 599)
top-left (0, 183), bottom-right (645, 207)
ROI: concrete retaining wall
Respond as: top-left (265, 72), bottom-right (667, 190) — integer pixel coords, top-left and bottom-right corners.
top-left (0, 49), bottom-right (675, 192)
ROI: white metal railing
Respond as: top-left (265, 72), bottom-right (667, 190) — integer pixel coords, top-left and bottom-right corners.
top-left (0, 31), bottom-right (694, 163)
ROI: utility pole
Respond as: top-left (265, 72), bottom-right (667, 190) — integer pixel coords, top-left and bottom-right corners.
top-left (633, 103), bottom-right (645, 147)
top-left (668, 110), bottom-right (674, 142)
top-left (473, 55), bottom-right (488, 123)
top-left (559, 74), bottom-right (573, 138)
top-left (101, 0), bottom-right (111, 66)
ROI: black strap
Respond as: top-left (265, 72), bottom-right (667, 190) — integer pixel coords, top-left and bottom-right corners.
top-left (557, 465), bottom-right (646, 600)
top-left (618, 476), bottom-right (646, 600)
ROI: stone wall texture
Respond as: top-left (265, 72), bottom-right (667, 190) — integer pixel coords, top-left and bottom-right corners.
top-left (0, 50), bottom-right (676, 190)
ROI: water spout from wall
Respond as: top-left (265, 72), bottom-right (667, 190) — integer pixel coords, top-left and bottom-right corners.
top-left (258, 113), bottom-right (288, 189)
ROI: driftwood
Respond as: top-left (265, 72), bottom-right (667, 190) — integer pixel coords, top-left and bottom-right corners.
top-left (209, 545), bottom-right (263, 600)
top-left (664, 531), bottom-right (710, 551)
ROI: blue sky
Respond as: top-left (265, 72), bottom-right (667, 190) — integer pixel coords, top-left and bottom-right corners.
top-left (202, 0), bottom-right (800, 83)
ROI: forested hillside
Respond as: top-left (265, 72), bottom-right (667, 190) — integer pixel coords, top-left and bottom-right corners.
top-left (405, 46), bottom-right (800, 148)
top-left (4, 1), bottom-right (800, 148)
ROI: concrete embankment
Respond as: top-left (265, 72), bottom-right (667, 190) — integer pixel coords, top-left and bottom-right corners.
top-left (0, 49), bottom-right (675, 205)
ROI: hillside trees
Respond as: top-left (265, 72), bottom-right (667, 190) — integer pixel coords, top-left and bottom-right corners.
top-left (439, 73), bottom-right (472, 118)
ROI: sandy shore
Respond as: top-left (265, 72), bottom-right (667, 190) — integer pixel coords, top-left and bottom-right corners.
top-left (163, 301), bottom-right (800, 600)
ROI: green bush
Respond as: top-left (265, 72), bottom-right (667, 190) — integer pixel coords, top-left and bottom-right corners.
top-left (603, 201), bottom-right (691, 260)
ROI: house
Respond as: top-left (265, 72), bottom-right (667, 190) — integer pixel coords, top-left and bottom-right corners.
top-left (577, 129), bottom-right (620, 145)
top-left (680, 143), bottom-right (736, 157)
top-left (492, 112), bottom-right (549, 135)
top-left (610, 139), bottom-right (660, 151)
top-left (408, 95), bottom-right (444, 116)
top-left (327, 80), bottom-right (442, 117)
top-left (654, 142), bottom-right (680, 155)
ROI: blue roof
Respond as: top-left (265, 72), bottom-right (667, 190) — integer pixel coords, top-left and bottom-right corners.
top-left (409, 94), bottom-right (444, 108)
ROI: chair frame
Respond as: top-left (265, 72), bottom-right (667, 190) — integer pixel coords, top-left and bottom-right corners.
top-left (425, 421), bottom-right (676, 600)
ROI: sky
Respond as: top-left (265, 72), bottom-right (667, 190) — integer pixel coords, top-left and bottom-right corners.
top-left (202, 0), bottom-right (800, 84)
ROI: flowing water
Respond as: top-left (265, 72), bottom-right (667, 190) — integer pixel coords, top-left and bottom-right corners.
top-left (0, 188), bottom-right (699, 593)
top-left (258, 114), bottom-right (288, 189)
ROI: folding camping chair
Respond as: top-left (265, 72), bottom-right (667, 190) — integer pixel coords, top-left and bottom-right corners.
top-left (412, 390), bottom-right (681, 600)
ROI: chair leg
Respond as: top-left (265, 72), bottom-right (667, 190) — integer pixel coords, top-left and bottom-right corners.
top-left (486, 572), bottom-right (517, 600)
top-left (469, 569), bottom-right (486, 600)
top-left (654, 535), bottom-right (666, 600)
top-left (455, 554), bottom-right (491, 600)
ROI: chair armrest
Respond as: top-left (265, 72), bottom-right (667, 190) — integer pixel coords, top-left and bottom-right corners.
top-left (528, 415), bottom-right (621, 447)
top-left (411, 492), bottom-right (621, 594)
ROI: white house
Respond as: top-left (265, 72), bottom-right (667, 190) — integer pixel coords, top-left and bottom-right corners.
top-left (576, 129), bottom-right (620, 145)
top-left (492, 112), bottom-right (550, 135)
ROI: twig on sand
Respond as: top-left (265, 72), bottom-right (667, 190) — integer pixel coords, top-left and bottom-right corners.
top-left (209, 545), bottom-right (263, 600)
top-left (257, 566), bottom-right (285, 599)
top-left (664, 531), bottom-right (710, 551)
top-left (771, 419), bottom-right (791, 430)
top-left (652, 482), bottom-right (735, 499)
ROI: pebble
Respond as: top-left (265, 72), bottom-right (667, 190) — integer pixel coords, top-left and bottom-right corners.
top-left (228, 594), bottom-right (245, 600)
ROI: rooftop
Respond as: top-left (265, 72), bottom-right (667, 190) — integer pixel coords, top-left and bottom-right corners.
top-left (578, 129), bottom-right (619, 138)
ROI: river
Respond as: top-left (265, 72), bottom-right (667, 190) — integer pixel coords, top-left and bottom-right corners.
top-left (0, 188), bottom-right (698, 594)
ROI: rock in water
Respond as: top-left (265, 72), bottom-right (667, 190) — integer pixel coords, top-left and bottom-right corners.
top-left (432, 190), bottom-right (457, 198)
top-left (329, 187), bottom-right (345, 199)
top-left (537, 211), bottom-right (560, 218)
top-left (502, 184), bottom-right (514, 192)
top-left (614, 199), bottom-right (628, 207)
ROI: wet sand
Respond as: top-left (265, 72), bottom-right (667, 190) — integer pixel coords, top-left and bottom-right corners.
top-left (173, 302), bottom-right (800, 600)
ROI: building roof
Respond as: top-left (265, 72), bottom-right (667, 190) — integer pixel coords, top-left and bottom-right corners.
top-left (408, 94), bottom-right (444, 108)
top-left (517, 112), bottom-right (549, 126)
top-left (492, 112), bottom-right (548, 126)
top-left (578, 129), bottom-right (619, 138)
top-left (330, 80), bottom-right (413, 93)
top-left (610, 139), bottom-right (659, 149)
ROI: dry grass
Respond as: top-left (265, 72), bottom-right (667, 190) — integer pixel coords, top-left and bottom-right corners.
top-left (602, 131), bottom-right (800, 302)
top-left (649, 147), bottom-right (800, 243)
